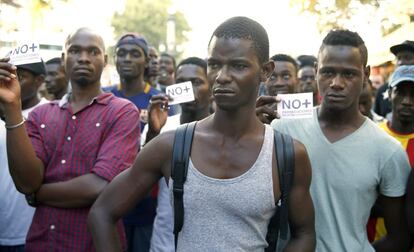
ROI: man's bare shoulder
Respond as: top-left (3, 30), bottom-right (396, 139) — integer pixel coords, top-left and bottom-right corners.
top-left (292, 138), bottom-right (312, 176)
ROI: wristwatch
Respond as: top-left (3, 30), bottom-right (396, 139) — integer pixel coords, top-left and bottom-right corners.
top-left (25, 193), bottom-right (38, 207)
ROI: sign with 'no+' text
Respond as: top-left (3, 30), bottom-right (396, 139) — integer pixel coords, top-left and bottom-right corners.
top-left (6, 42), bottom-right (42, 66)
top-left (166, 81), bottom-right (195, 105)
top-left (277, 92), bottom-right (314, 119)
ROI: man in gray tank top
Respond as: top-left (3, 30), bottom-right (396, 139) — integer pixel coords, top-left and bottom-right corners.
top-left (88, 16), bottom-right (316, 252)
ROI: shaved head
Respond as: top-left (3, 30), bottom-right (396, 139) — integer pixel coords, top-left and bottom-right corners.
top-left (65, 27), bottom-right (105, 53)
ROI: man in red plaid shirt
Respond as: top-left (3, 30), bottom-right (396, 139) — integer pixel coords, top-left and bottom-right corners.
top-left (0, 28), bottom-right (140, 251)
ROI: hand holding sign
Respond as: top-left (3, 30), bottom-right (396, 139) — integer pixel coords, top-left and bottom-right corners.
top-left (148, 94), bottom-right (170, 134)
top-left (0, 57), bottom-right (21, 106)
top-left (165, 81), bottom-right (195, 105)
top-left (255, 95), bottom-right (281, 124)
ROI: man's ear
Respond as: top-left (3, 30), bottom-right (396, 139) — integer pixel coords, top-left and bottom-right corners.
top-left (104, 54), bottom-right (108, 67)
top-left (363, 65), bottom-right (370, 88)
top-left (364, 65), bottom-right (371, 80)
top-left (261, 60), bottom-right (275, 82)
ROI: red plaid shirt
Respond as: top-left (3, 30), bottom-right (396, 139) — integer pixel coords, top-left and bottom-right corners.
top-left (25, 92), bottom-right (140, 251)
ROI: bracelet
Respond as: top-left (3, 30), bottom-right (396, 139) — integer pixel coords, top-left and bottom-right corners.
top-left (5, 118), bottom-right (26, 130)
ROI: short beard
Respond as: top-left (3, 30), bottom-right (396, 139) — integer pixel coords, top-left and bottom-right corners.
top-left (75, 77), bottom-right (92, 87)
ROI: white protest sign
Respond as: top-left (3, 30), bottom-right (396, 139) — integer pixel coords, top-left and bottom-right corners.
top-left (166, 81), bottom-right (195, 105)
top-left (277, 92), bottom-right (313, 119)
top-left (6, 42), bottom-right (42, 66)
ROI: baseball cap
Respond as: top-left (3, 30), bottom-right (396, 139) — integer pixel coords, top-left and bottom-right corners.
top-left (17, 59), bottom-right (46, 76)
top-left (388, 65), bottom-right (414, 89)
top-left (390, 40), bottom-right (414, 56)
top-left (115, 33), bottom-right (149, 57)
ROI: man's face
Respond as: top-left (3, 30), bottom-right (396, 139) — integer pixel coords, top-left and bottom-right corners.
top-left (207, 36), bottom-right (264, 111)
top-left (64, 31), bottom-right (106, 87)
top-left (17, 69), bottom-right (40, 104)
top-left (115, 44), bottom-right (147, 81)
top-left (298, 66), bottom-right (317, 94)
top-left (390, 82), bottom-right (414, 124)
top-left (158, 55), bottom-right (175, 84)
top-left (148, 47), bottom-right (159, 77)
top-left (265, 61), bottom-right (298, 95)
top-left (45, 63), bottom-right (67, 96)
top-left (317, 45), bottom-right (368, 112)
top-left (396, 50), bottom-right (414, 66)
top-left (175, 64), bottom-right (210, 112)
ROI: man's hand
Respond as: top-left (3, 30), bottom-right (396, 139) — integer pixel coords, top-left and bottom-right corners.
top-left (148, 94), bottom-right (170, 134)
top-left (0, 58), bottom-right (21, 109)
top-left (255, 95), bottom-right (280, 124)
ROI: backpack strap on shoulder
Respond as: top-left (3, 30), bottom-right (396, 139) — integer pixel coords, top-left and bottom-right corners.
top-left (278, 131), bottom-right (294, 240)
top-left (266, 130), bottom-right (295, 251)
top-left (171, 121), bottom-right (196, 250)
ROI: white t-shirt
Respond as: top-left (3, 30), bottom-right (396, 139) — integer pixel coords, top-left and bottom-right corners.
top-left (272, 107), bottom-right (410, 252)
top-left (0, 98), bottom-right (49, 246)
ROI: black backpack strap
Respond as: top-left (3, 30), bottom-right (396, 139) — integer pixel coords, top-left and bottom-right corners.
top-left (171, 121), bottom-right (196, 250)
top-left (278, 131), bottom-right (294, 240)
top-left (266, 130), bottom-right (295, 251)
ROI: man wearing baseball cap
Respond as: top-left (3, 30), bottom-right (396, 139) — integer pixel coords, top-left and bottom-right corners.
top-left (374, 40), bottom-right (414, 118)
top-left (369, 65), bottom-right (414, 245)
top-left (0, 60), bottom-right (49, 251)
top-left (383, 65), bottom-right (414, 166)
top-left (382, 65), bottom-right (414, 164)
top-left (382, 65), bottom-right (414, 167)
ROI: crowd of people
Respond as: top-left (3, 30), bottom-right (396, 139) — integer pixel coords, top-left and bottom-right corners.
top-left (0, 15), bottom-right (413, 252)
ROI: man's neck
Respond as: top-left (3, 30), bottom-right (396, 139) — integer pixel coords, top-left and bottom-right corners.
top-left (390, 118), bottom-right (414, 134)
top-left (212, 103), bottom-right (261, 138)
top-left (180, 107), bottom-right (210, 124)
top-left (70, 82), bottom-right (102, 114)
top-left (318, 104), bottom-right (364, 127)
top-left (317, 104), bottom-right (366, 143)
top-left (158, 76), bottom-right (174, 86)
top-left (121, 76), bottom-right (146, 97)
top-left (145, 75), bottom-right (157, 88)
top-left (22, 97), bottom-right (41, 110)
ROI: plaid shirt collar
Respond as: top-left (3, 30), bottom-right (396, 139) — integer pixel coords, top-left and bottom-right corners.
top-left (58, 92), bottom-right (113, 108)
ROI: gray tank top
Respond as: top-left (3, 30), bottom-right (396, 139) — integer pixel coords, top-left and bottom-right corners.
top-left (170, 125), bottom-right (276, 251)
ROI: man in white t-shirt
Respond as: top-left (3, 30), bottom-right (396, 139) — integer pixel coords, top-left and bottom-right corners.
top-left (0, 60), bottom-right (49, 251)
top-left (257, 29), bottom-right (411, 251)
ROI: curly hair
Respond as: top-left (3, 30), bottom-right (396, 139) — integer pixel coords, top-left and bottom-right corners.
top-left (320, 29), bottom-right (368, 66)
top-left (209, 16), bottom-right (269, 64)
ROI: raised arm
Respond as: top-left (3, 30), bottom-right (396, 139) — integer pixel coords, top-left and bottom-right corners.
top-left (0, 58), bottom-right (44, 194)
top-left (284, 140), bottom-right (316, 252)
top-left (88, 131), bottom-right (174, 252)
top-left (145, 94), bottom-right (169, 144)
